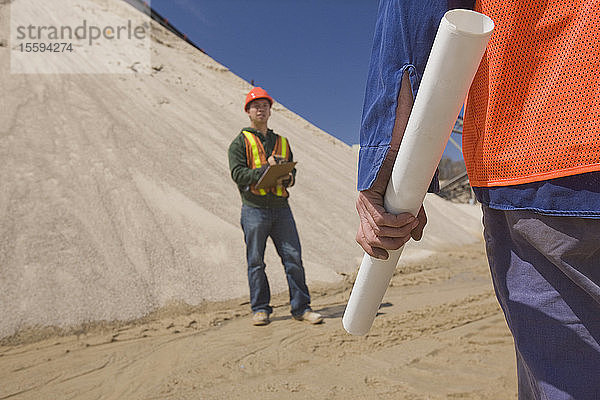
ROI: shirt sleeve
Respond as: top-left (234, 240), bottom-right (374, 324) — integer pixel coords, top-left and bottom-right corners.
top-left (357, 0), bottom-right (474, 191)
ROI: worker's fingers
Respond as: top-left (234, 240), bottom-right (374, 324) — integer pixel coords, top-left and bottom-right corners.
top-left (356, 194), bottom-right (415, 256)
top-left (411, 205), bottom-right (427, 241)
top-left (369, 232), bottom-right (412, 251)
top-left (267, 155), bottom-right (277, 166)
top-left (277, 172), bottom-right (292, 183)
top-left (356, 199), bottom-right (391, 257)
top-left (356, 196), bottom-right (417, 239)
top-left (356, 222), bottom-right (389, 260)
top-left (356, 193), bottom-right (418, 237)
top-left (357, 191), bottom-right (416, 228)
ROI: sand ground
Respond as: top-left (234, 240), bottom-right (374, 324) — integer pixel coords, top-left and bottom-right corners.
top-left (0, 242), bottom-right (517, 400)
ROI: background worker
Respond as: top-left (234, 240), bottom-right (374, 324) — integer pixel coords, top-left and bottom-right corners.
top-left (228, 87), bottom-right (323, 326)
top-left (356, 1), bottom-right (600, 399)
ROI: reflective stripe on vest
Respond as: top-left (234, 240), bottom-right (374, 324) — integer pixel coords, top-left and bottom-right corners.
top-left (280, 137), bottom-right (288, 159)
top-left (275, 136), bottom-right (288, 196)
top-left (242, 131), bottom-right (267, 195)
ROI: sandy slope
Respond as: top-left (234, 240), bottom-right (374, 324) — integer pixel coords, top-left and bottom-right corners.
top-left (1, 0), bottom-right (365, 338)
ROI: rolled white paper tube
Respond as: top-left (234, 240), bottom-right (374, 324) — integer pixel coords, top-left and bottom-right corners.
top-left (343, 9), bottom-right (494, 336)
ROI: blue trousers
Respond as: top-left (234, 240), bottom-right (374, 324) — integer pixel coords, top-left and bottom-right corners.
top-left (240, 205), bottom-right (311, 317)
top-left (482, 206), bottom-right (600, 400)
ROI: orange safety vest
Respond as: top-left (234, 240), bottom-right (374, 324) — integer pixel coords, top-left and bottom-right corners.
top-left (242, 130), bottom-right (291, 197)
top-left (464, 0), bottom-right (600, 187)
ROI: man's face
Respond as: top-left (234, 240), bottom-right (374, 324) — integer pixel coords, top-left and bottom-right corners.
top-left (246, 99), bottom-right (271, 123)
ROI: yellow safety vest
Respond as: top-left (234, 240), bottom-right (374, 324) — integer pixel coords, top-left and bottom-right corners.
top-left (242, 130), bottom-right (291, 197)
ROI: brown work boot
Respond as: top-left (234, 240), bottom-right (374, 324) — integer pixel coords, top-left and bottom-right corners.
top-left (252, 311), bottom-right (270, 326)
top-left (293, 310), bottom-right (323, 324)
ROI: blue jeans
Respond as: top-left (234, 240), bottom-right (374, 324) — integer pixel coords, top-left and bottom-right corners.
top-left (240, 205), bottom-right (311, 317)
top-left (482, 206), bottom-right (600, 400)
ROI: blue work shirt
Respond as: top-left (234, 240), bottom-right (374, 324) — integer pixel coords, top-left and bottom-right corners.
top-left (358, 0), bottom-right (600, 218)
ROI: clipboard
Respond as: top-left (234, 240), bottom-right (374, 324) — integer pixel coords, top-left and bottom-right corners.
top-left (255, 162), bottom-right (297, 190)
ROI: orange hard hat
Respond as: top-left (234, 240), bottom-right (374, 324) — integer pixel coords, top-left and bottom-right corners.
top-left (244, 87), bottom-right (273, 111)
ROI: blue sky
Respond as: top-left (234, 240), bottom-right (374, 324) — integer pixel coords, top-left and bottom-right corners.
top-left (150, 0), bottom-right (463, 160)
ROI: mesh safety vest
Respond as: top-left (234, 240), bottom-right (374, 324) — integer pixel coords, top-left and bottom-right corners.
top-left (242, 130), bottom-right (291, 197)
top-left (463, 0), bottom-right (600, 187)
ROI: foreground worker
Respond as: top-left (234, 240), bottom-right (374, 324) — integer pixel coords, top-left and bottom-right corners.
top-left (228, 87), bottom-right (323, 326)
top-left (356, 1), bottom-right (600, 399)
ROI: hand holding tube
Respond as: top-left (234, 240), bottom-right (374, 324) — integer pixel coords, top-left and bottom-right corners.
top-left (344, 9), bottom-right (494, 336)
